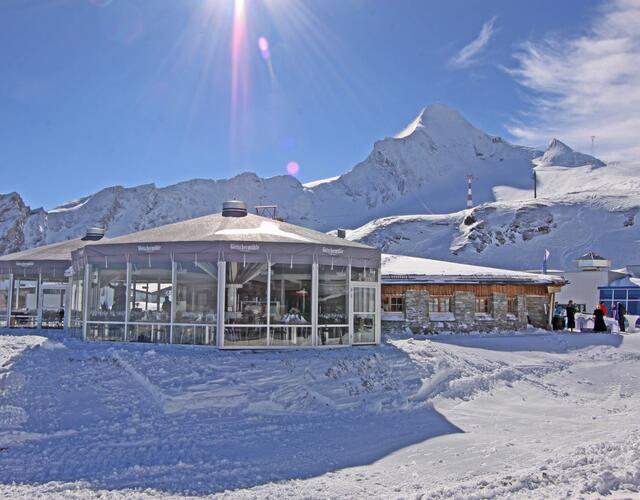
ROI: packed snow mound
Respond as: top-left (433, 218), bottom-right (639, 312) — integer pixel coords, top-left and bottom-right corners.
top-left (537, 138), bottom-right (605, 167)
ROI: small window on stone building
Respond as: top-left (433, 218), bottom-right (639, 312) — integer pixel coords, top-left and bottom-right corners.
top-left (428, 296), bottom-right (452, 313)
top-left (382, 295), bottom-right (404, 312)
top-left (507, 297), bottom-right (518, 314)
top-left (475, 297), bottom-right (490, 314)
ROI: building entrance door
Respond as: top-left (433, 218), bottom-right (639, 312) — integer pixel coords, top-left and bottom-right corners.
top-left (351, 284), bottom-right (377, 344)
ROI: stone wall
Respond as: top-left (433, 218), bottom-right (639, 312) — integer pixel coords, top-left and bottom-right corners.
top-left (491, 293), bottom-right (507, 321)
top-left (404, 290), bottom-right (429, 332)
top-left (525, 295), bottom-right (551, 328)
top-left (453, 292), bottom-right (475, 323)
top-left (390, 288), bottom-right (543, 334)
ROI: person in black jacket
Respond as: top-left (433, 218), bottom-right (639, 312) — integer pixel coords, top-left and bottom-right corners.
top-left (593, 305), bottom-right (607, 332)
top-left (617, 302), bottom-right (627, 332)
top-left (566, 300), bottom-right (576, 332)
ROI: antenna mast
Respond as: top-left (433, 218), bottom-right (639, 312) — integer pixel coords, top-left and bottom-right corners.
top-left (466, 174), bottom-right (473, 209)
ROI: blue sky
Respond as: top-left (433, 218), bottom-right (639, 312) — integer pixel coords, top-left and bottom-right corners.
top-left (2, 0), bottom-right (636, 209)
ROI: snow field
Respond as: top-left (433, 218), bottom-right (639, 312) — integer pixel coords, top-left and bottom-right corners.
top-left (0, 329), bottom-right (639, 498)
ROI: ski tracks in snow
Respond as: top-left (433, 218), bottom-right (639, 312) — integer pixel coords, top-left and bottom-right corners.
top-left (1, 330), bottom-right (640, 498)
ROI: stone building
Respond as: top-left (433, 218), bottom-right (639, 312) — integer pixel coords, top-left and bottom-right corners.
top-left (381, 254), bottom-right (565, 332)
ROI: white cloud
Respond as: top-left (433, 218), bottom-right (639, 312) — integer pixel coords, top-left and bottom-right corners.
top-left (507, 0), bottom-right (640, 161)
top-left (450, 17), bottom-right (497, 68)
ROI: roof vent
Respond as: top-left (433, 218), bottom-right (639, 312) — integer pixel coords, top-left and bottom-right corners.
top-left (222, 200), bottom-right (248, 217)
top-left (82, 227), bottom-right (105, 241)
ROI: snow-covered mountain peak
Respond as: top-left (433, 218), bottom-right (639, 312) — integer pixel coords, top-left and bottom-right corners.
top-left (395, 103), bottom-right (478, 141)
top-left (1, 103), bottom-right (623, 260)
top-left (537, 138), bottom-right (605, 168)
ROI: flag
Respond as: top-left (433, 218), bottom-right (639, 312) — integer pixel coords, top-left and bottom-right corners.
top-left (542, 249), bottom-right (550, 274)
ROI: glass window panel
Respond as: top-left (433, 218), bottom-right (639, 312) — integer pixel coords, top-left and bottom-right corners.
top-left (173, 325), bottom-right (216, 345)
top-left (223, 326), bottom-right (267, 347)
top-left (599, 289), bottom-right (613, 300)
top-left (353, 315), bottom-right (375, 344)
top-left (318, 326), bottom-right (349, 346)
top-left (76, 270), bottom-right (84, 328)
top-left (614, 290), bottom-right (628, 300)
top-left (351, 266), bottom-right (378, 282)
top-left (382, 295), bottom-right (404, 312)
top-left (627, 301), bottom-right (640, 315)
top-left (11, 278), bottom-right (38, 325)
top-left (175, 260), bottom-right (217, 324)
top-left (353, 287), bottom-right (376, 313)
top-left (429, 296), bottom-right (452, 313)
top-left (270, 326), bottom-right (312, 346)
top-left (127, 324), bottom-right (170, 343)
top-left (0, 276), bottom-right (9, 326)
top-left (604, 301), bottom-right (615, 317)
top-left (475, 297), bottom-right (490, 313)
top-left (318, 265), bottom-right (348, 325)
top-left (270, 263), bottom-right (312, 326)
top-left (41, 288), bottom-right (66, 328)
top-left (224, 262), bottom-right (269, 325)
top-left (88, 262), bottom-right (127, 322)
top-left (627, 289), bottom-right (640, 300)
top-left (70, 268), bottom-right (84, 329)
top-left (129, 259), bottom-right (172, 323)
top-left (87, 323), bottom-right (125, 342)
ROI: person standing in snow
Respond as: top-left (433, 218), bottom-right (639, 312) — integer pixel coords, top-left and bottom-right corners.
top-left (617, 302), bottom-right (626, 332)
top-left (593, 305), bottom-right (607, 332)
top-left (566, 300), bottom-right (576, 332)
top-left (599, 301), bottom-right (609, 317)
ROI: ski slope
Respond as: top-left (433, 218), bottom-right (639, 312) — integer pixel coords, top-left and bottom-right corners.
top-left (347, 159), bottom-right (640, 270)
top-left (1, 328), bottom-right (639, 498)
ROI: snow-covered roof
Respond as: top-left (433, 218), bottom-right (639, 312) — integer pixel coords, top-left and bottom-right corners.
top-left (0, 238), bottom-right (93, 263)
top-left (381, 253), bottom-right (565, 285)
top-left (607, 276), bottom-right (640, 288)
top-left (0, 237), bottom-right (109, 275)
top-left (578, 251), bottom-right (606, 260)
top-left (97, 212), bottom-right (371, 248)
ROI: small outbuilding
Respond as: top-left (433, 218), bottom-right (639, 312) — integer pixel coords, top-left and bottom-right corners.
top-left (380, 254), bottom-right (565, 332)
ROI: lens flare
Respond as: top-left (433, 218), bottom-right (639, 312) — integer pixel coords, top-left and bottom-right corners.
top-left (258, 36), bottom-right (270, 59)
top-left (230, 0), bottom-right (248, 153)
top-left (286, 161), bottom-right (300, 176)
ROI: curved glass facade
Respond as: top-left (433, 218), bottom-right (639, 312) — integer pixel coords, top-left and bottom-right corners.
top-left (73, 248), bottom-right (380, 348)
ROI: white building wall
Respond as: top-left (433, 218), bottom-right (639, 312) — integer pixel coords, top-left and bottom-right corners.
top-left (555, 270), bottom-right (610, 311)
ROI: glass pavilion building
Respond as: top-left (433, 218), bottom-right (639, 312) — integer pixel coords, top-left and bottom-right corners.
top-left (69, 201), bottom-right (381, 348)
top-left (0, 229), bottom-right (105, 329)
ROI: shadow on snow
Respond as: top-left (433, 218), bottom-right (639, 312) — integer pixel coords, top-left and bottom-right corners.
top-left (427, 331), bottom-right (624, 353)
top-left (0, 330), bottom-right (462, 495)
